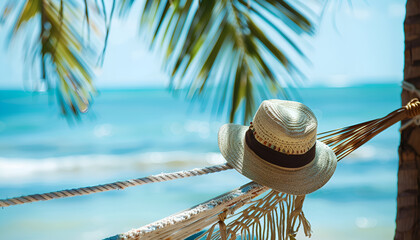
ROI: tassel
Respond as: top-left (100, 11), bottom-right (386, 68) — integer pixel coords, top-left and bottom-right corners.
top-left (218, 220), bottom-right (227, 240)
top-left (218, 211), bottom-right (228, 240)
top-left (200, 191), bottom-right (307, 240)
top-left (287, 195), bottom-right (311, 238)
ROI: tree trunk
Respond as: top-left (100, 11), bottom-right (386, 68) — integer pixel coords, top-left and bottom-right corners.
top-left (395, 0), bottom-right (420, 239)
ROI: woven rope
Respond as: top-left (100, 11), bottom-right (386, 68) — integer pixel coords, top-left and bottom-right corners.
top-left (400, 83), bottom-right (420, 131)
top-left (0, 164), bottom-right (232, 207)
top-left (405, 98), bottom-right (420, 118)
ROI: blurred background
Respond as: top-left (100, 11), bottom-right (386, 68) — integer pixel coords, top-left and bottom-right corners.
top-left (0, 0), bottom-right (405, 239)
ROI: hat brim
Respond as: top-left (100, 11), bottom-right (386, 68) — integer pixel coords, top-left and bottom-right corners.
top-left (218, 123), bottom-right (337, 195)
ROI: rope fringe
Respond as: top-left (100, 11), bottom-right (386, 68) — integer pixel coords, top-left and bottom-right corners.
top-left (198, 192), bottom-right (311, 240)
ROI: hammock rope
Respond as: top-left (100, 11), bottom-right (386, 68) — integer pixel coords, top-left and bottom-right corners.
top-left (318, 98), bottom-right (420, 160)
top-left (400, 81), bottom-right (420, 131)
top-left (0, 164), bottom-right (232, 207)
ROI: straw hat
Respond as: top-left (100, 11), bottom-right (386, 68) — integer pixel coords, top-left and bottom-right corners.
top-left (218, 100), bottom-right (337, 195)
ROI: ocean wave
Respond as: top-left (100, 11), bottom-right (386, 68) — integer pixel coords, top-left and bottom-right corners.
top-left (0, 152), bottom-right (226, 181)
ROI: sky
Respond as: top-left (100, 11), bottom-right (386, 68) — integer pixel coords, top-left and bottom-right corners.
top-left (0, 0), bottom-right (406, 89)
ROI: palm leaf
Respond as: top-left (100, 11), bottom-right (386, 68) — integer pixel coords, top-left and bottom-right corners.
top-left (121, 0), bottom-right (318, 123)
top-left (2, 0), bottom-right (106, 117)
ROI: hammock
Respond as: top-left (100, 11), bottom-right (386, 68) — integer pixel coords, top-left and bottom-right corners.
top-left (2, 98), bottom-right (419, 240)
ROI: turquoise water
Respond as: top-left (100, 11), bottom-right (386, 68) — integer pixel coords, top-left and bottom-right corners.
top-left (0, 84), bottom-right (401, 239)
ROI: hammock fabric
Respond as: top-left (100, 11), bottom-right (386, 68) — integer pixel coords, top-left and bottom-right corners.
top-left (2, 98), bottom-right (420, 240)
top-left (112, 98), bottom-right (420, 240)
top-left (106, 182), bottom-right (269, 240)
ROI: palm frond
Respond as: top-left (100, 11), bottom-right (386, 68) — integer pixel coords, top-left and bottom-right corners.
top-left (2, 0), bottom-right (106, 117)
top-left (121, 0), bottom-right (318, 123)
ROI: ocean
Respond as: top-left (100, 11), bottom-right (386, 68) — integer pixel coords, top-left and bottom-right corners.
top-left (0, 84), bottom-right (401, 239)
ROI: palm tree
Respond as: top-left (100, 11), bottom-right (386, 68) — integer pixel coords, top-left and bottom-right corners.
top-left (395, 0), bottom-right (420, 239)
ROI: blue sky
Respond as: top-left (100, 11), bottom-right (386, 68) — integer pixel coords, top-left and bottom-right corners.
top-left (307, 0), bottom-right (406, 87)
top-left (0, 0), bottom-right (406, 89)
